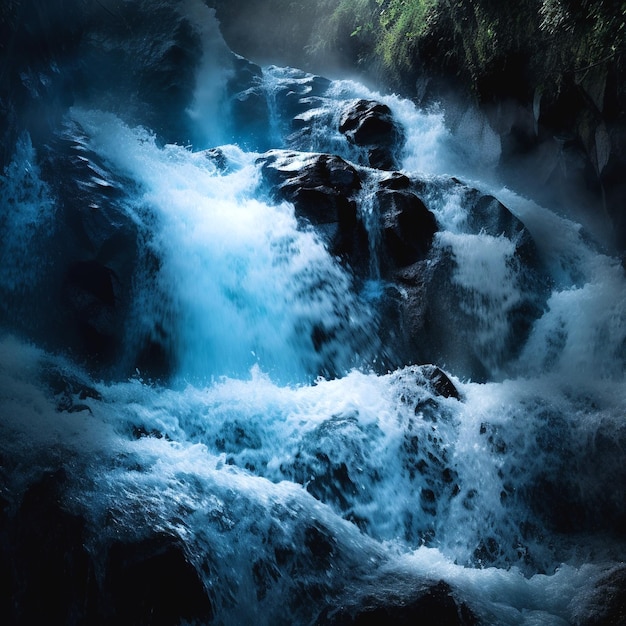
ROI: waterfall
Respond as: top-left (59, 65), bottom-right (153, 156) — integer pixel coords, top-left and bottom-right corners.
top-left (1, 2), bottom-right (625, 624)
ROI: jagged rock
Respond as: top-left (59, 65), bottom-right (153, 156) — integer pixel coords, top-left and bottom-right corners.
top-left (273, 72), bottom-right (331, 120)
top-left (42, 362), bottom-right (103, 413)
top-left (600, 124), bottom-right (626, 250)
top-left (35, 125), bottom-right (148, 375)
top-left (258, 150), bottom-right (362, 216)
top-left (463, 190), bottom-right (538, 265)
top-left (377, 177), bottom-right (549, 381)
top-left (339, 99), bottom-right (404, 170)
top-left (202, 146), bottom-right (231, 172)
top-left (379, 171), bottom-right (412, 190)
top-left (76, 0), bottom-right (206, 145)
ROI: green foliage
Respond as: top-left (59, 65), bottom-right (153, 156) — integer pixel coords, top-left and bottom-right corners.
top-left (307, 0), bottom-right (377, 64)
top-left (375, 0), bottom-right (438, 75)
top-left (210, 0), bottom-right (625, 103)
top-left (538, 0), bottom-right (626, 73)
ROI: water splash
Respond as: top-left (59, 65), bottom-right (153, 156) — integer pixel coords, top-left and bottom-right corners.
top-left (1, 18), bottom-right (625, 622)
top-left (70, 108), bottom-right (377, 383)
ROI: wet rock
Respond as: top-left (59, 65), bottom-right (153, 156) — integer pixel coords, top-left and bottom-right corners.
top-left (377, 177), bottom-right (550, 381)
top-left (479, 422), bottom-right (507, 454)
top-left (4, 470), bottom-right (99, 625)
top-left (464, 191), bottom-right (538, 266)
top-left (33, 125), bottom-right (146, 375)
top-left (257, 150), bottom-right (368, 262)
top-left (0, 469), bottom-right (214, 626)
top-left (273, 71), bottom-right (331, 120)
top-left (577, 566), bottom-right (626, 626)
top-left (230, 86), bottom-right (271, 148)
top-left (202, 146), bottom-right (231, 172)
top-left (339, 99), bottom-right (404, 170)
top-left (0, 0), bottom-right (84, 165)
top-left (25, 121), bottom-right (179, 381)
top-left (227, 55), bottom-right (271, 150)
top-left (280, 413), bottom-right (368, 515)
top-left (103, 533), bottom-right (213, 626)
top-left (258, 150), bottom-right (362, 201)
top-left (321, 579), bottom-right (477, 625)
top-left (417, 364), bottom-right (461, 400)
top-left (76, 0), bottom-right (205, 145)
top-left (63, 260), bottom-right (118, 357)
top-left (227, 53), bottom-right (264, 95)
top-left (525, 419), bottom-right (626, 535)
top-left (379, 171), bottom-right (412, 190)
top-left (42, 363), bottom-right (102, 413)
top-left (376, 189), bottom-right (438, 271)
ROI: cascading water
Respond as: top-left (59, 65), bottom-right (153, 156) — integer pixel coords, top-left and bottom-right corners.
top-left (1, 2), bottom-right (625, 624)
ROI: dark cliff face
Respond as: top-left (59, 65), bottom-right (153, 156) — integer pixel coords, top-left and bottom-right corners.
top-left (0, 0), bottom-right (208, 164)
top-left (0, 0), bottom-right (209, 379)
top-left (0, 0), bottom-right (82, 166)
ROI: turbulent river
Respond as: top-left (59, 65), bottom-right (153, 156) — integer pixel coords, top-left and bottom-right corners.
top-left (1, 2), bottom-right (625, 624)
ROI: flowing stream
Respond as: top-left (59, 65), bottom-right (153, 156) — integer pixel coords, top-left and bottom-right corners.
top-left (1, 2), bottom-right (625, 624)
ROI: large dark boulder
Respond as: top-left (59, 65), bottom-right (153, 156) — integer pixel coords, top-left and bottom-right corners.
top-left (3, 470), bottom-right (99, 625)
top-left (257, 150), bottom-right (439, 278)
top-left (63, 260), bottom-right (119, 360)
top-left (0, 118), bottom-right (174, 381)
top-left (0, 0), bottom-right (234, 159)
top-left (0, 469), bottom-right (214, 626)
top-left (463, 190), bottom-right (539, 267)
top-left (0, 0), bottom-right (84, 167)
top-left (258, 150), bottom-right (369, 263)
top-left (339, 99), bottom-right (405, 170)
top-left (75, 0), bottom-right (206, 146)
top-left (578, 566), bottom-right (626, 626)
top-left (417, 364), bottom-right (461, 400)
top-left (378, 179), bottom-right (547, 381)
top-left (102, 534), bottom-right (213, 625)
top-left (35, 123), bottom-right (148, 376)
top-left (376, 188), bottom-right (438, 271)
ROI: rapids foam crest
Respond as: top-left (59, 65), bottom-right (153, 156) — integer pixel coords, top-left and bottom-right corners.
top-left (0, 333), bottom-right (623, 624)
